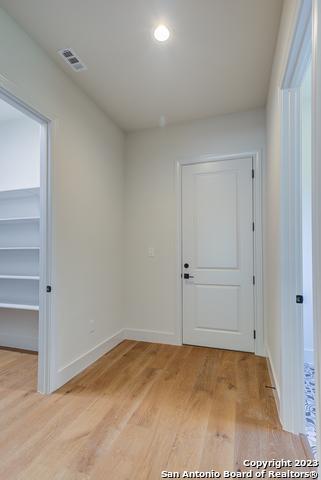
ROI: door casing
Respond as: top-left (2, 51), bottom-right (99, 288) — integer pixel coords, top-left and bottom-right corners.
top-left (0, 86), bottom-right (53, 394)
top-left (280, 0), bottom-right (312, 435)
top-left (176, 151), bottom-right (264, 357)
top-left (312, 0), bottom-right (321, 463)
top-left (281, 0), bottom-right (321, 464)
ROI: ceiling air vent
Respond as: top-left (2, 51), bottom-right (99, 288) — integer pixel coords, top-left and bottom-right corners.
top-left (58, 48), bottom-right (87, 72)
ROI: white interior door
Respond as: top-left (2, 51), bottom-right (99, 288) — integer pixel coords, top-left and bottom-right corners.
top-left (182, 157), bottom-right (254, 352)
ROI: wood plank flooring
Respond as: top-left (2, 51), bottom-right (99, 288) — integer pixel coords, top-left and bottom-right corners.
top-left (0, 341), bottom-right (311, 479)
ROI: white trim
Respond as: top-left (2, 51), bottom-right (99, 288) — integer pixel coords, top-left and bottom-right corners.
top-left (0, 333), bottom-right (38, 352)
top-left (253, 152), bottom-right (265, 357)
top-left (312, 0), bottom-right (321, 463)
top-left (54, 329), bottom-right (125, 390)
top-left (177, 151), bottom-right (259, 166)
top-left (266, 345), bottom-right (281, 420)
top-left (38, 120), bottom-right (53, 394)
top-left (282, 0), bottom-right (312, 88)
top-left (0, 86), bottom-right (53, 394)
top-left (176, 150), bottom-right (265, 356)
top-left (0, 85), bottom-right (51, 125)
top-left (280, 87), bottom-right (305, 433)
top-left (55, 328), bottom-right (180, 390)
top-left (176, 160), bottom-right (183, 346)
top-left (124, 328), bottom-right (180, 345)
top-left (280, 0), bottom-right (313, 435)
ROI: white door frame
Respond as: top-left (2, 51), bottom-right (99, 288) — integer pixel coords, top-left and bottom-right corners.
top-left (280, 0), bottom-right (321, 457)
top-left (280, 80), bottom-right (306, 433)
top-left (312, 0), bottom-right (321, 462)
top-left (0, 86), bottom-right (53, 394)
top-left (176, 150), bottom-right (264, 357)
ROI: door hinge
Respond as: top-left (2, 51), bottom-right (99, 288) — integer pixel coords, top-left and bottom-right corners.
top-left (253, 330), bottom-right (256, 340)
top-left (253, 275), bottom-right (255, 285)
top-left (252, 169), bottom-right (255, 179)
top-left (46, 285), bottom-right (52, 293)
top-left (252, 222), bottom-right (255, 232)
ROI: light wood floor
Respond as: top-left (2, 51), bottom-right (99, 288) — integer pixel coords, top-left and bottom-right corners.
top-left (0, 341), bottom-right (311, 479)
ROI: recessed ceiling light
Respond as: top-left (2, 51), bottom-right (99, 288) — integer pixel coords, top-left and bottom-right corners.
top-left (154, 24), bottom-right (170, 42)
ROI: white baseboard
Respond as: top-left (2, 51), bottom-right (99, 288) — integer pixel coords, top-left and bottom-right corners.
top-left (52, 328), bottom-right (181, 392)
top-left (54, 329), bottom-right (125, 390)
top-left (0, 333), bottom-right (38, 351)
top-left (123, 328), bottom-right (181, 345)
top-left (265, 345), bottom-right (281, 422)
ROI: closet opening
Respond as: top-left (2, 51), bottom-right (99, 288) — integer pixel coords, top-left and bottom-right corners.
top-left (0, 90), bottom-right (51, 394)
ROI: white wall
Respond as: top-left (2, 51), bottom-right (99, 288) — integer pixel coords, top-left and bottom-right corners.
top-left (265, 0), bottom-right (301, 393)
top-left (124, 109), bottom-right (266, 343)
top-left (301, 63), bottom-right (314, 365)
top-left (0, 115), bottom-right (41, 191)
top-left (0, 7), bottom-right (125, 388)
top-left (0, 311), bottom-right (38, 351)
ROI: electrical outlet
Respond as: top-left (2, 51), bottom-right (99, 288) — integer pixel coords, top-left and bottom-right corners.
top-left (148, 247), bottom-right (155, 257)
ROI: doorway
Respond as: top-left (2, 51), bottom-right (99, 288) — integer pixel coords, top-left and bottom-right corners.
top-left (181, 157), bottom-right (255, 352)
top-left (0, 89), bottom-right (51, 394)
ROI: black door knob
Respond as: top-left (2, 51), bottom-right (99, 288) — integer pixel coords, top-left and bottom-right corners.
top-left (184, 263), bottom-right (189, 268)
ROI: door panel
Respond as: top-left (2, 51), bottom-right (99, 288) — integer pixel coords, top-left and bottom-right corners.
top-left (195, 171), bottom-right (238, 268)
top-left (182, 158), bottom-right (254, 352)
top-left (195, 285), bottom-right (239, 332)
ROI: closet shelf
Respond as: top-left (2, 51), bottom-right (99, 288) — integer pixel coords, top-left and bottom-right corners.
top-left (0, 187), bottom-right (40, 350)
top-left (0, 187), bottom-right (40, 200)
top-left (0, 247), bottom-right (40, 251)
top-left (0, 275), bottom-right (40, 280)
top-left (0, 217), bottom-right (40, 224)
top-left (0, 303), bottom-right (39, 311)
